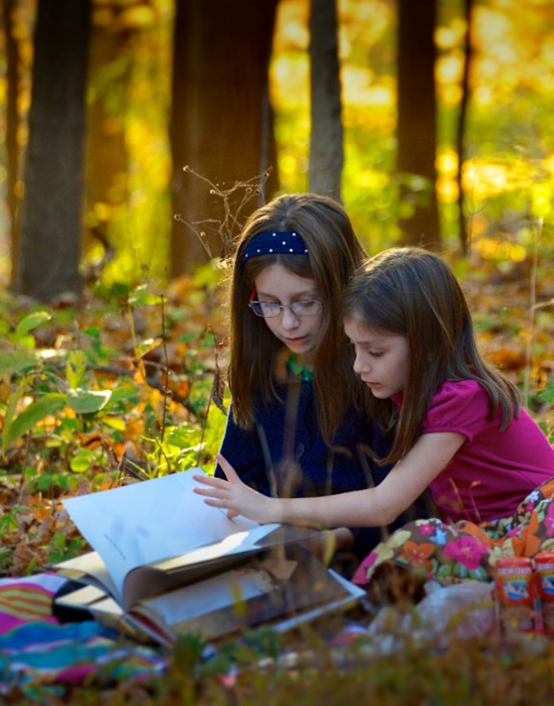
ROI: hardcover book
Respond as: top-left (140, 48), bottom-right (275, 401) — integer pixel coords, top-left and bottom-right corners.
top-left (54, 469), bottom-right (365, 645)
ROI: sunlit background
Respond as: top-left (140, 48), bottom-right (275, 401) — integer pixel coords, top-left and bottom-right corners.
top-left (1, 0), bottom-right (553, 285)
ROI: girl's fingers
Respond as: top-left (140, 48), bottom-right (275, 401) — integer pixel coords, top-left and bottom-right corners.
top-left (192, 473), bottom-right (226, 489)
top-left (192, 460), bottom-right (245, 520)
top-left (215, 454), bottom-right (241, 483)
top-left (193, 486), bottom-right (219, 498)
top-left (198, 492), bottom-right (240, 518)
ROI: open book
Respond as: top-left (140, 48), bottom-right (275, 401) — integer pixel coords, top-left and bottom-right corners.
top-left (54, 469), bottom-right (365, 645)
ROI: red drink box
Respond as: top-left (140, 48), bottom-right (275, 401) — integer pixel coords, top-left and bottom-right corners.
top-left (535, 551), bottom-right (554, 631)
top-left (495, 557), bottom-right (535, 633)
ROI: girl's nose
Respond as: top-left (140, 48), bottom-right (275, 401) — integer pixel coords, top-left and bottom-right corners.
top-left (353, 352), bottom-right (369, 375)
top-left (280, 307), bottom-right (300, 329)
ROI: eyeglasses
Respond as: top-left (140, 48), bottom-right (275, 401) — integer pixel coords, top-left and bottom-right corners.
top-left (248, 299), bottom-right (324, 318)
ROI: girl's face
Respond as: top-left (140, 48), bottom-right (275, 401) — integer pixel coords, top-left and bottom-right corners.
top-left (254, 263), bottom-right (323, 367)
top-left (344, 317), bottom-right (409, 399)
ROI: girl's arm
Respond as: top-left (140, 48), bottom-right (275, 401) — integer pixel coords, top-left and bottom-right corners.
top-left (193, 431), bottom-right (465, 528)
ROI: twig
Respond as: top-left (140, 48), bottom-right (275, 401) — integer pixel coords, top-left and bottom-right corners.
top-left (523, 217), bottom-right (542, 406)
top-left (174, 166), bottom-right (272, 260)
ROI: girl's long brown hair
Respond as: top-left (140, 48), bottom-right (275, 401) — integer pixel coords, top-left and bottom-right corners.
top-left (227, 193), bottom-right (367, 441)
top-left (342, 247), bottom-right (520, 463)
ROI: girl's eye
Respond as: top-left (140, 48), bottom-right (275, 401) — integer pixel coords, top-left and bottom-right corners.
top-left (369, 351), bottom-right (383, 358)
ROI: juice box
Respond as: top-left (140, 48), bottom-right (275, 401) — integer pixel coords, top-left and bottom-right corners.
top-left (535, 551), bottom-right (554, 631)
top-left (495, 557), bottom-right (535, 633)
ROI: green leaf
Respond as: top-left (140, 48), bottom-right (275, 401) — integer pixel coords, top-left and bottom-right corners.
top-left (5, 393), bottom-right (66, 447)
top-left (0, 350), bottom-right (37, 374)
top-left (69, 449), bottom-right (94, 473)
top-left (2, 381), bottom-right (27, 453)
top-left (52, 531), bottom-right (67, 551)
top-left (102, 416), bottom-right (127, 431)
top-left (66, 350), bottom-right (88, 389)
top-left (136, 338), bottom-right (162, 358)
top-left (66, 388), bottom-right (111, 414)
top-left (128, 285), bottom-right (166, 306)
top-left (15, 311), bottom-right (52, 338)
top-left (165, 426), bottom-right (196, 449)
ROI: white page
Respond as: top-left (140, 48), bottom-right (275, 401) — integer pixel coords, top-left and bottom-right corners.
top-left (61, 469), bottom-right (278, 604)
top-left (56, 550), bottom-right (118, 598)
top-left (137, 565), bottom-right (276, 624)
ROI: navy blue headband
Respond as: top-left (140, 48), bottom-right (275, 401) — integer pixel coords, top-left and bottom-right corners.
top-left (242, 230), bottom-right (308, 262)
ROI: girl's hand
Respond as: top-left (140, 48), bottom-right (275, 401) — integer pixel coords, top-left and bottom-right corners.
top-left (193, 454), bottom-right (282, 524)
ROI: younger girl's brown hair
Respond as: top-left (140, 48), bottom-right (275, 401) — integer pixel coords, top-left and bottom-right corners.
top-left (342, 247), bottom-right (520, 463)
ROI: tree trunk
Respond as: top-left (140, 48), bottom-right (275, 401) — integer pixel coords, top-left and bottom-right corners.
top-left (396, 0), bottom-right (440, 248)
top-left (14, 0), bottom-right (91, 301)
top-left (1, 0), bottom-right (22, 281)
top-left (169, 0), bottom-right (279, 276)
top-left (309, 0), bottom-right (344, 202)
top-left (456, 0), bottom-right (473, 253)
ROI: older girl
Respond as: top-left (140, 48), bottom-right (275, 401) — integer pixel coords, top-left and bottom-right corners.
top-left (214, 196), bottom-right (424, 566)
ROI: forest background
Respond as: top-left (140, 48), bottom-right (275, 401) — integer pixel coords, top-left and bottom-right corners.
top-left (0, 0), bottom-right (554, 702)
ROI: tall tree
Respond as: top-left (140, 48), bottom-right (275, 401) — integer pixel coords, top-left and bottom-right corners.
top-left (309, 0), bottom-right (343, 202)
top-left (456, 0), bottom-right (473, 253)
top-left (169, 0), bottom-right (279, 276)
top-left (1, 0), bottom-right (22, 280)
top-left (396, 0), bottom-right (440, 247)
top-left (14, 0), bottom-right (91, 301)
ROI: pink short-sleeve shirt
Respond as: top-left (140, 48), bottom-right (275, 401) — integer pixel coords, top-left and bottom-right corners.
top-left (420, 380), bottom-right (554, 523)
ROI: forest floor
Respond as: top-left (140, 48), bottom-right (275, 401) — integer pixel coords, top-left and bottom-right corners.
top-left (0, 249), bottom-right (553, 704)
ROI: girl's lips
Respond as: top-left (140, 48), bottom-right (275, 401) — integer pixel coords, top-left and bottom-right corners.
top-left (284, 335), bottom-right (308, 344)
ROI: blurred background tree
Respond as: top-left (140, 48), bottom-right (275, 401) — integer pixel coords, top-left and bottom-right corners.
top-left (169, 0), bottom-right (279, 274)
top-left (13, 0), bottom-right (90, 301)
top-left (308, 0), bottom-right (344, 202)
top-left (0, 0), bottom-right (553, 301)
top-left (396, 0), bottom-right (440, 248)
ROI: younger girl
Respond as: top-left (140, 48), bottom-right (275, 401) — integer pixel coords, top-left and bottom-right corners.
top-left (196, 247), bottom-right (554, 586)
top-left (214, 196), bottom-right (423, 566)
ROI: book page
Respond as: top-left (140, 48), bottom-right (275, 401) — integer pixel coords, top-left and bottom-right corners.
top-left (60, 469), bottom-right (278, 605)
top-left (130, 547), bottom-right (365, 645)
top-left (55, 552), bottom-right (118, 598)
top-left (136, 565), bottom-right (276, 626)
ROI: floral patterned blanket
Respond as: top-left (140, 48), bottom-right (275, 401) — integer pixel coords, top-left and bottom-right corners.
top-left (353, 478), bottom-right (554, 590)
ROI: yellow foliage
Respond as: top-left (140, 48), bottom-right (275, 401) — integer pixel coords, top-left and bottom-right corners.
top-left (462, 159), bottom-right (543, 199)
top-left (435, 18), bottom-right (468, 50)
top-left (474, 7), bottom-right (514, 46)
top-left (273, 0), bottom-right (309, 52)
top-left (345, 80), bottom-right (394, 109)
top-left (436, 51), bottom-right (465, 85)
top-left (474, 237), bottom-right (527, 263)
top-left (436, 177), bottom-right (459, 204)
top-left (116, 5), bottom-right (157, 31)
top-left (270, 56), bottom-right (309, 108)
top-left (531, 184), bottom-right (552, 218)
top-left (93, 202), bottom-right (112, 222)
top-left (359, 169), bottom-right (389, 190)
top-left (437, 149), bottom-right (459, 178)
top-left (340, 0), bottom-right (391, 46)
